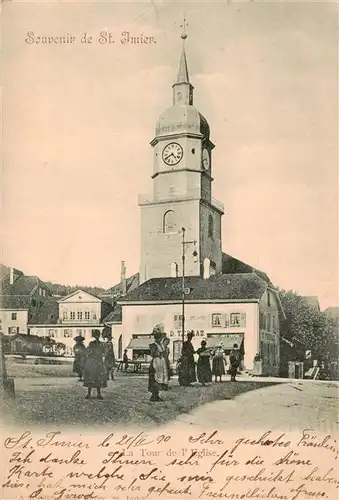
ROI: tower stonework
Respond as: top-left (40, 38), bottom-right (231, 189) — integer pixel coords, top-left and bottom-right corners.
top-left (139, 34), bottom-right (224, 284)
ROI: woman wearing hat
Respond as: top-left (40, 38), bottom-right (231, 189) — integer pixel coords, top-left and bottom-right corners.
top-left (148, 325), bottom-right (168, 402)
top-left (83, 330), bottom-right (107, 400)
top-left (179, 331), bottom-right (197, 387)
top-left (73, 335), bottom-right (86, 381)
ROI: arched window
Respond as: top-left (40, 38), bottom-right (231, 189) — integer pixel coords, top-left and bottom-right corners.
top-left (170, 262), bottom-right (178, 277)
top-left (208, 214), bottom-right (214, 238)
top-left (163, 210), bottom-right (176, 233)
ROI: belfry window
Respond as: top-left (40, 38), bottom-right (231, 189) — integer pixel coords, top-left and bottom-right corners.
top-left (163, 210), bottom-right (176, 233)
top-left (208, 214), bottom-right (214, 238)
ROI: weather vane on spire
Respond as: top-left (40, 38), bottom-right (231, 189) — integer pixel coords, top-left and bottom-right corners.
top-left (180, 16), bottom-right (188, 40)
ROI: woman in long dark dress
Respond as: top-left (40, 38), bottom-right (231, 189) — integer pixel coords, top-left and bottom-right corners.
top-left (148, 327), bottom-right (168, 402)
top-left (179, 331), bottom-right (196, 387)
top-left (73, 335), bottom-right (86, 381)
top-left (196, 340), bottom-right (212, 386)
top-left (83, 330), bottom-right (107, 400)
top-left (103, 334), bottom-right (116, 381)
top-left (162, 335), bottom-right (172, 382)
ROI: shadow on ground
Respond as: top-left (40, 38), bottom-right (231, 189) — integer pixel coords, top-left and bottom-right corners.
top-left (1, 376), bottom-right (281, 429)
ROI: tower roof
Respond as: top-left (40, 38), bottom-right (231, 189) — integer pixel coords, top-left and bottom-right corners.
top-left (153, 23), bottom-right (212, 140)
top-left (176, 46), bottom-right (190, 84)
top-left (171, 20), bottom-right (194, 107)
top-left (155, 105), bottom-right (210, 139)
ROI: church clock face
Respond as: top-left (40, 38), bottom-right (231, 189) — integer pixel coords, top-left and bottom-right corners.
top-left (162, 142), bottom-right (183, 166)
top-left (202, 148), bottom-right (210, 170)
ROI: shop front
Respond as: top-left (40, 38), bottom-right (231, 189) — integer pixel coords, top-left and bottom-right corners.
top-left (126, 335), bottom-right (152, 362)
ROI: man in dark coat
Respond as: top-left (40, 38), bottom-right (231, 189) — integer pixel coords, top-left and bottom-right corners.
top-left (229, 343), bottom-right (240, 382)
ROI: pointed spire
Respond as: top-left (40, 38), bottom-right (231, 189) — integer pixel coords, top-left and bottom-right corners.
top-left (173, 17), bottom-right (194, 106)
top-left (177, 45), bottom-right (189, 84)
top-left (177, 18), bottom-right (189, 83)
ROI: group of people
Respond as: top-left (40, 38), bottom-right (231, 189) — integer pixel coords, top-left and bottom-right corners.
top-left (72, 326), bottom-right (241, 403)
top-left (72, 328), bottom-right (115, 400)
top-left (149, 328), bottom-right (241, 403)
top-left (178, 331), bottom-right (241, 387)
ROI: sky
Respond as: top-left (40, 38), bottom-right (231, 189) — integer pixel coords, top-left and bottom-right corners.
top-left (1, 1), bottom-right (338, 309)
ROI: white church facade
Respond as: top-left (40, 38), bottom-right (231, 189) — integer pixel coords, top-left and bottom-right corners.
top-left (112, 32), bottom-right (285, 376)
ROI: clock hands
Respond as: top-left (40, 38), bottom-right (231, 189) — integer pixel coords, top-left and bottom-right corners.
top-left (164, 152), bottom-right (181, 162)
top-left (164, 153), bottom-right (175, 161)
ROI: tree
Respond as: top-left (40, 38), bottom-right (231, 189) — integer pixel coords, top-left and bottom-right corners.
top-left (278, 288), bottom-right (339, 364)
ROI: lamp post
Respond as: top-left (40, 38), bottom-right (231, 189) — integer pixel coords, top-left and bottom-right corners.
top-left (181, 227), bottom-right (198, 348)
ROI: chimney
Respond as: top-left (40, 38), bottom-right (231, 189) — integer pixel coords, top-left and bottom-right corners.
top-left (121, 261), bottom-right (127, 296)
top-left (9, 268), bottom-right (14, 285)
top-left (203, 258), bottom-right (210, 280)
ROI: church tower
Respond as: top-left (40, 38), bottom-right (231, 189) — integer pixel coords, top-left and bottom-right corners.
top-left (139, 27), bottom-right (224, 284)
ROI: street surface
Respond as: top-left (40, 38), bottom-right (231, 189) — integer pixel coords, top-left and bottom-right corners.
top-left (1, 364), bottom-right (338, 432)
top-left (1, 373), bottom-right (278, 428)
top-left (174, 378), bottom-right (339, 434)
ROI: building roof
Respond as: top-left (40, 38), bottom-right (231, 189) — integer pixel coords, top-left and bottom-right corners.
top-left (222, 253), bottom-right (272, 284)
top-left (0, 295), bottom-right (31, 309)
top-left (0, 264), bottom-right (24, 282)
top-left (103, 303), bottom-right (122, 324)
top-left (155, 105), bottom-right (210, 140)
top-left (28, 298), bottom-right (59, 324)
top-left (57, 289), bottom-right (101, 303)
top-left (302, 296), bottom-right (320, 311)
top-left (120, 273), bottom-right (268, 303)
top-left (1, 274), bottom-right (51, 309)
top-left (324, 307), bottom-right (339, 319)
top-left (104, 273), bottom-right (140, 298)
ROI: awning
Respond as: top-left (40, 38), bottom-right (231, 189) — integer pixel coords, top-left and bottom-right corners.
top-left (205, 334), bottom-right (244, 350)
top-left (126, 338), bottom-right (152, 350)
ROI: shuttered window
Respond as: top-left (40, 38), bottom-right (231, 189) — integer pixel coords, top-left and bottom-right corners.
top-left (230, 313), bottom-right (246, 327)
top-left (211, 313), bottom-right (222, 327)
